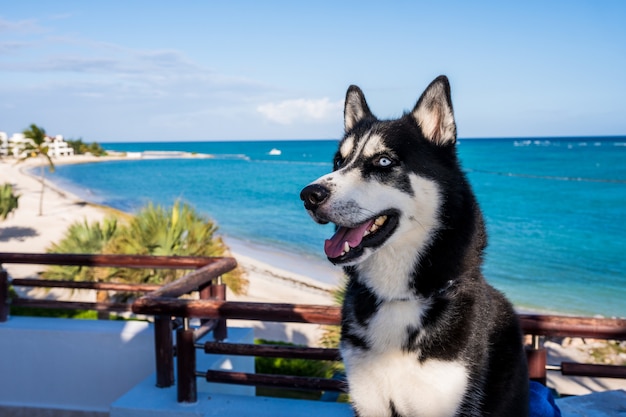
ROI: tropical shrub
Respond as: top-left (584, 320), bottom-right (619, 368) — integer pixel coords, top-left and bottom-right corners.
top-left (65, 138), bottom-right (108, 156)
top-left (44, 217), bottom-right (120, 283)
top-left (0, 183), bottom-right (20, 220)
top-left (107, 201), bottom-right (246, 292)
top-left (44, 201), bottom-right (247, 294)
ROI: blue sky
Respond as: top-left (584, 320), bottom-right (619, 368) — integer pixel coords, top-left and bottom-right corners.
top-left (1, 1), bottom-right (625, 142)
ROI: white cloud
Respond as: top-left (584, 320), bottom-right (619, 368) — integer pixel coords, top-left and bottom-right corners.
top-left (0, 15), bottom-right (342, 140)
top-left (0, 17), bottom-right (44, 34)
top-left (257, 97), bottom-right (343, 125)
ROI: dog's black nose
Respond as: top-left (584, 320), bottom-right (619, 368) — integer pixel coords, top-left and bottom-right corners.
top-left (300, 184), bottom-right (329, 210)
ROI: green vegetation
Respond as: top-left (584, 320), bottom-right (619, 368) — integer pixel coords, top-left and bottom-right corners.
top-left (44, 217), bottom-right (120, 285)
top-left (255, 339), bottom-right (336, 378)
top-left (65, 138), bottom-right (108, 156)
top-left (254, 339), bottom-right (345, 401)
top-left (19, 124), bottom-right (55, 216)
top-left (44, 200), bottom-right (247, 296)
top-left (587, 341), bottom-right (626, 365)
top-left (10, 306), bottom-right (98, 320)
top-left (7, 287), bottom-right (97, 319)
top-left (0, 183), bottom-right (20, 220)
top-left (318, 278), bottom-right (346, 349)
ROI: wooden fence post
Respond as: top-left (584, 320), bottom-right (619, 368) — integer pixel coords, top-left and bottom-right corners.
top-left (0, 267), bottom-right (9, 322)
top-left (525, 335), bottom-right (547, 385)
top-left (154, 315), bottom-right (175, 388)
top-left (199, 281), bottom-right (227, 341)
top-left (176, 319), bottom-right (197, 403)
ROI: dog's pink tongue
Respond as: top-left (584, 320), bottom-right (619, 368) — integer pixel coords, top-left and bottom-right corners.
top-left (324, 219), bottom-right (375, 258)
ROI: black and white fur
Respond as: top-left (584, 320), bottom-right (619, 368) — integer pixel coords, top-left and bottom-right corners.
top-left (300, 76), bottom-right (528, 417)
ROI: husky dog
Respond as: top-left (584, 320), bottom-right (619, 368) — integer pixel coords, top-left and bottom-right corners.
top-left (300, 76), bottom-right (528, 417)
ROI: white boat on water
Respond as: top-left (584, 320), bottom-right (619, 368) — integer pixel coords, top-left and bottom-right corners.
top-left (268, 148), bottom-right (282, 156)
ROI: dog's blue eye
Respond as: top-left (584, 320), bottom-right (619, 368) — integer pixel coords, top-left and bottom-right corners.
top-left (376, 156), bottom-right (394, 167)
top-left (334, 158), bottom-right (344, 170)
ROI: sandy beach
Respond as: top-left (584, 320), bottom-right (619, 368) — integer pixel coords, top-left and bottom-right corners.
top-left (1, 155), bottom-right (624, 396)
top-left (0, 155), bottom-right (338, 347)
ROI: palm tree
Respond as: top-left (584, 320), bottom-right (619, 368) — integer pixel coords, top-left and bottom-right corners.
top-left (20, 124), bottom-right (55, 216)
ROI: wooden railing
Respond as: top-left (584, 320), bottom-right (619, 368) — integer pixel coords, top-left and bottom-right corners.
top-left (133, 297), bottom-right (626, 397)
top-left (0, 252), bottom-right (235, 397)
top-left (2, 252), bottom-right (626, 404)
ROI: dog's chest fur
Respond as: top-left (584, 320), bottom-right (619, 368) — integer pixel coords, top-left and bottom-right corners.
top-left (342, 250), bottom-right (469, 417)
top-left (341, 270), bottom-right (470, 417)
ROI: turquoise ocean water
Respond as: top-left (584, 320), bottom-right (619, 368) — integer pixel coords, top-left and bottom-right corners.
top-left (46, 138), bottom-right (626, 317)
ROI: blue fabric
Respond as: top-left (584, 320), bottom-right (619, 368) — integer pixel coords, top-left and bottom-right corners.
top-left (530, 381), bottom-right (561, 417)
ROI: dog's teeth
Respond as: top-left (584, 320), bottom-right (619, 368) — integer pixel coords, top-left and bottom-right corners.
top-left (344, 242), bottom-right (350, 253)
top-left (375, 216), bottom-right (387, 226)
top-left (369, 224), bottom-right (379, 233)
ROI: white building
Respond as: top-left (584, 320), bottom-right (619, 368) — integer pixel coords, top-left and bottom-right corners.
top-left (0, 132), bottom-right (8, 157)
top-left (0, 131), bottom-right (74, 158)
top-left (47, 134), bottom-right (75, 157)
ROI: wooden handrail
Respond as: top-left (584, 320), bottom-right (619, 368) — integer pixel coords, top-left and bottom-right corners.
top-left (147, 257), bottom-right (237, 298)
top-left (1, 253), bottom-right (231, 321)
top-left (0, 252), bottom-right (226, 269)
top-left (519, 314), bottom-right (626, 340)
top-left (561, 362), bottom-right (626, 379)
top-left (132, 294), bottom-right (626, 340)
top-left (132, 298), bottom-right (343, 325)
top-left (12, 298), bottom-right (132, 313)
top-left (202, 370), bottom-right (346, 392)
top-left (11, 278), bottom-right (161, 292)
top-left (203, 341), bottom-right (341, 361)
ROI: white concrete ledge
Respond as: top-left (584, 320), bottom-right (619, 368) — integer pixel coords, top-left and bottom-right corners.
top-left (0, 316), bottom-right (155, 414)
top-left (111, 377), bottom-right (353, 417)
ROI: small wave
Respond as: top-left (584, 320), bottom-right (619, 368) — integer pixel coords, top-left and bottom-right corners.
top-left (466, 168), bottom-right (626, 183)
top-left (255, 159), bottom-right (332, 167)
top-left (211, 153), bottom-right (251, 161)
top-left (513, 140), bottom-right (553, 147)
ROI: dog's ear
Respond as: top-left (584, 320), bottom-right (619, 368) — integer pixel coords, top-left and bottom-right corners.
top-left (344, 85), bottom-right (373, 132)
top-left (411, 76), bottom-right (456, 145)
